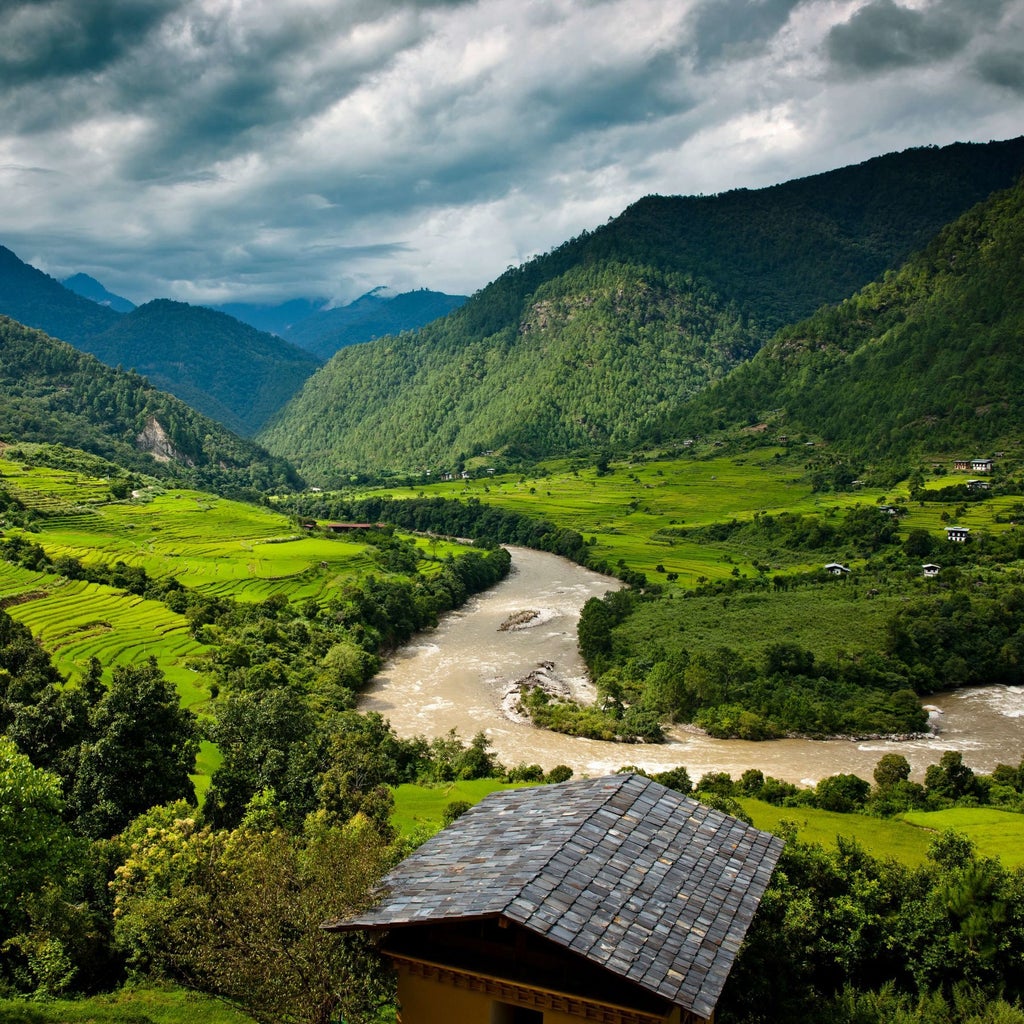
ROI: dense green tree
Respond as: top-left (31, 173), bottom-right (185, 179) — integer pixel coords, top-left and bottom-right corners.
top-left (69, 660), bottom-right (200, 838)
top-left (112, 807), bottom-right (395, 1024)
top-left (0, 738), bottom-right (79, 944)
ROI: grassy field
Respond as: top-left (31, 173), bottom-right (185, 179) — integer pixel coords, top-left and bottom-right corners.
top-left (616, 584), bottom-right (904, 664)
top-left (354, 449), bottom-right (1024, 587)
top-left (0, 987), bottom-right (255, 1024)
top-left (0, 456), bottom-right (470, 695)
top-left (391, 779), bottom-right (537, 837)
top-left (3, 571), bottom-right (211, 707)
top-left (900, 807), bottom-right (1024, 867)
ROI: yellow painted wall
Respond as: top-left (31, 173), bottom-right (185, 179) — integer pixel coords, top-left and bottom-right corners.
top-left (396, 967), bottom-right (492, 1023)
top-left (394, 964), bottom-right (683, 1024)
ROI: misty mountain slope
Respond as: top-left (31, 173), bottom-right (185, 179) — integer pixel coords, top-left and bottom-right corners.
top-left (62, 273), bottom-right (136, 313)
top-left (281, 288), bottom-right (469, 360)
top-left (79, 300), bottom-right (322, 436)
top-left (259, 137), bottom-right (1024, 480)
top-left (0, 315), bottom-right (300, 494)
top-left (678, 176), bottom-right (1024, 460)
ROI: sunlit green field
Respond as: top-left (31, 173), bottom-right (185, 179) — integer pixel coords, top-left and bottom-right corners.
top-left (620, 584), bottom-right (904, 664)
top-left (738, 798), bottom-right (936, 864)
top-left (900, 807), bottom-right (1024, 867)
top-left (3, 573), bottom-right (211, 707)
top-left (0, 456), bottom-right (465, 712)
top-left (391, 779), bottom-right (536, 837)
top-left (356, 449), bottom-right (906, 583)
top-left (352, 451), bottom-right (1024, 589)
top-left (0, 985), bottom-right (256, 1024)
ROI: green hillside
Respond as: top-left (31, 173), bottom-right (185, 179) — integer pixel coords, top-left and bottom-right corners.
top-left (681, 175), bottom-right (1024, 463)
top-left (259, 137), bottom-right (1024, 480)
top-left (0, 316), bottom-right (300, 496)
top-left (80, 299), bottom-right (322, 436)
top-left (0, 246), bottom-right (322, 435)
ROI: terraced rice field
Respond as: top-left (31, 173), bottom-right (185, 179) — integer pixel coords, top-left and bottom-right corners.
top-left (0, 456), bottom-right (469, 712)
top-left (0, 563), bottom-right (211, 709)
top-left (22, 485), bottom-right (381, 602)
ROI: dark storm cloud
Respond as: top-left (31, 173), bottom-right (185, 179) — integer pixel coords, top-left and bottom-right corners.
top-left (0, 0), bottom-right (176, 84)
top-left (0, 0), bottom-right (472, 149)
top-left (528, 51), bottom-right (691, 135)
top-left (2, 0), bottom-right (1024, 305)
top-left (825, 0), bottom-right (1006, 75)
top-left (974, 48), bottom-right (1024, 93)
top-left (689, 0), bottom-right (805, 65)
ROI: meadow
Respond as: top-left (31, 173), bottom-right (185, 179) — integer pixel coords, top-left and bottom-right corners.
top-left (0, 456), bottom-right (468, 694)
top-left (357, 447), bottom-right (1022, 587)
top-left (0, 987), bottom-right (255, 1024)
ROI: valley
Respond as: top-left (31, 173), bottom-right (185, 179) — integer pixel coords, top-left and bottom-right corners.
top-left (2, 135), bottom-right (1024, 1022)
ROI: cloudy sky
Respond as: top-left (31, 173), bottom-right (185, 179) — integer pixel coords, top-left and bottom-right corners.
top-left (2, 0), bottom-right (1023, 307)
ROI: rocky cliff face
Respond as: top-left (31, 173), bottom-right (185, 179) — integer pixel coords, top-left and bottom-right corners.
top-left (136, 416), bottom-right (194, 466)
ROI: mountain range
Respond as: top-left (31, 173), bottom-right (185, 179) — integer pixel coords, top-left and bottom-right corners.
top-left (256, 136), bottom-right (1024, 482)
top-left (2, 135), bottom-right (1023, 488)
top-left (2, 253), bottom-right (465, 437)
top-left (209, 287), bottom-right (467, 361)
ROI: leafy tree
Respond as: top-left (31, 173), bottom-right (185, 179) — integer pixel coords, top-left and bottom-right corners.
top-left (112, 808), bottom-right (395, 1024)
top-left (0, 738), bottom-right (79, 948)
top-left (815, 773), bottom-right (870, 813)
top-left (924, 751), bottom-right (979, 805)
top-left (873, 753), bottom-right (912, 791)
top-left (203, 686), bottom-right (321, 830)
top-left (69, 659), bottom-right (200, 838)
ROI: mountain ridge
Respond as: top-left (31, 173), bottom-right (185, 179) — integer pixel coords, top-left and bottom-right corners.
top-left (76, 298), bottom-right (322, 437)
top-left (672, 175), bottom-right (1024, 469)
top-left (258, 136), bottom-right (1024, 482)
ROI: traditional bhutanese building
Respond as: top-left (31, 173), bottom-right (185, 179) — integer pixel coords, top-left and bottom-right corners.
top-left (325, 774), bottom-right (784, 1024)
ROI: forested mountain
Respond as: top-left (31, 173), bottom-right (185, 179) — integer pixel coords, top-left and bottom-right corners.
top-left (0, 246), bottom-right (321, 435)
top-left (0, 245), bottom-right (121, 344)
top-left (62, 273), bottom-right (136, 313)
top-left (259, 137), bottom-right (1024, 481)
top-left (0, 315), bottom-right (301, 495)
top-left (674, 176), bottom-right (1024, 465)
top-left (76, 300), bottom-right (322, 437)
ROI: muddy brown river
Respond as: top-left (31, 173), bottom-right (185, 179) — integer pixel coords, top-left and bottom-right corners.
top-left (361, 547), bottom-right (1024, 784)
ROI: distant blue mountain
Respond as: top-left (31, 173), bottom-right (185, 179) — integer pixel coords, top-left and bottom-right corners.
top-left (206, 297), bottom-right (328, 337)
top-left (62, 272), bottom-right (136, 313)
top-left (272, 286), bottom-right (468, 360)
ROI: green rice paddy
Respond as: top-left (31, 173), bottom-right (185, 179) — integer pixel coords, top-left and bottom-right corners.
top-left (0, 455), bottom-right (464, 714)
top-left (356, 448), bottom-right (927, 584)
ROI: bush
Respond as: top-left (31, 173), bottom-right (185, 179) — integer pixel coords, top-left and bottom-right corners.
top-left (441, 801), bottom-right (473, 826)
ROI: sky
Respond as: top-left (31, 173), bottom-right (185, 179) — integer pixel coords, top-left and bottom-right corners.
top-left (1, 0), bottom-right (1023, 308)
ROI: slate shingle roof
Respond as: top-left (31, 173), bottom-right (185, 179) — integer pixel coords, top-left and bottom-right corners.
top-left (328, 773), bottom-right (784, 1021)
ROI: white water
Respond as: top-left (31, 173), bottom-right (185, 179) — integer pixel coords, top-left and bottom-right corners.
top-left (361, 547), bottom-right (1024, 784)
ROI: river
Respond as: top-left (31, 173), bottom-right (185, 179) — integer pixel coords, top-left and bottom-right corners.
top-left (360, 547), bottom-right (1024, 785)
